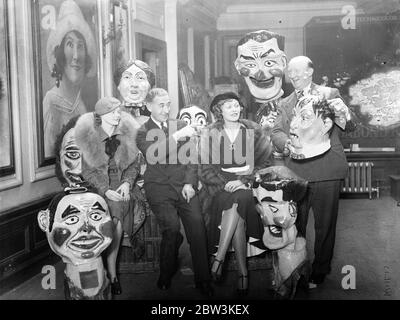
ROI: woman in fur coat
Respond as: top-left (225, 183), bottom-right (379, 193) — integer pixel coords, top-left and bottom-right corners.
top-left (74, 97), bottom-right (141, 295)
top-left (198, 92), bottom-right (273, 296)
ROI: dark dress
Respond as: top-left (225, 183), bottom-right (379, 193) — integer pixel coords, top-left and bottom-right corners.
top-left (207, 126), bottom-right (266, 256)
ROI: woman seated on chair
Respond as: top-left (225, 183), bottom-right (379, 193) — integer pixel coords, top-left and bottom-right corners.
top-left (198, 92), bottom-right (272, 295)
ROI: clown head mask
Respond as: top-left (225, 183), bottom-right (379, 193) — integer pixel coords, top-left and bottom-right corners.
top-left (38, 191), bottom-right (113, 265)
top-left (289, 96), bottom-right (334, 159)
top-left (235, 30), bottom-right (287, 103)
top-left (253, 166), bottom-right (307, 250)
top-left (55, 116), bottom-right (85, 188)
top-left (178, 105), bottom-right (208, 127)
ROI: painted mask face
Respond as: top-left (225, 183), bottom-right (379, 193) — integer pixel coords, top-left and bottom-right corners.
top-left (235, 38), bottom-right (286, 102)
top-left (289, 96), bottom-right (333, 159)
top-left (118, 64), bottom-right (151, 104)
top-left (63, 31), bottom-right (87, 85)
top-left (60, 128), bottom-right (83, 186)
top-left (38, 193), bottom-right (113, 265)
top-left (178, 106), bottom-right (207, 127)
top-left (253, 185), bottom-right (297, 230)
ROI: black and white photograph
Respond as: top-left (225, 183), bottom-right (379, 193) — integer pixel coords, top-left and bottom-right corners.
top-left (1, 0), bottom-right (400, 313)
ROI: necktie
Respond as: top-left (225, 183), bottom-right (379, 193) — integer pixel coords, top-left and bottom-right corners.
top-left (161, 122), bottom-right (168, 135)
top-left (296, 90), bottom-right (304, 99)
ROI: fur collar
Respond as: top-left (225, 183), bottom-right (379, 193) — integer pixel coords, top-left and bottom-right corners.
top-left (75, 111), bottom-right (140, 171)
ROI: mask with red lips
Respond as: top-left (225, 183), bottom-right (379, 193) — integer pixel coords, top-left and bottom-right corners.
top-left (38, 192), bottom-right (113, 265)
top-left (235, 30), bottom-right (287, 103)
top-left (252, 166), bottom-right (307, 250)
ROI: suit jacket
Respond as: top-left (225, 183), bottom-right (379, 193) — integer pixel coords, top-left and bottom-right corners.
top-left (271, 83), bottom-right (348, 182)
top-left (136, 118), bottom-right (198, 189)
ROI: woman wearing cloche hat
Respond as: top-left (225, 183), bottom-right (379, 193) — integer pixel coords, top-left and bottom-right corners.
top-left (74, 97), bottom-right (142, 295)
top-left (43, 0), bottom-right (97, 158)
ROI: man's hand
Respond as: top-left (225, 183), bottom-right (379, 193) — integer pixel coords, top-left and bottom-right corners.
top-left (173, 125), bottom-right (198, 141)
top-left (105, 189), bottom-right (124, 202)
top-left (224, 180), bottom-right (245, 193)
top-left (182, 184), bottom-right (196, 203)
top-left (116, 182), bottom-right (130, 201)
top-left (283, 139), bottom-right (294, 157)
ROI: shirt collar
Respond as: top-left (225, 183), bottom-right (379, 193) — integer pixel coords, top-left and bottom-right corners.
top-left (150, 116), bottom-right (166, 129)
top-left (99, 125), bottom-right (122, 141)
top-left (296, 83), bottom-right (312, 97)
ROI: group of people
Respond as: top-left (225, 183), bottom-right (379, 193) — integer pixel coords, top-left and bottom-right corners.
top-left (41, 24), bottom-right (353, 300)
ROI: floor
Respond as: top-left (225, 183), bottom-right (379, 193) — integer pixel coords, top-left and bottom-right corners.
top-left (1, 196), bottom-right (399, 300)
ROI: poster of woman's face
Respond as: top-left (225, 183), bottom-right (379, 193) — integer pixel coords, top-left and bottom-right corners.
top-left (33, 0), bottom-right (99, 164)
top-left (0, 0), bottom-right (14, 177)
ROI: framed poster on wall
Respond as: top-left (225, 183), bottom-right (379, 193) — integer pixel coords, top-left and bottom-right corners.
top-left (0, 0), bottom-right (14, 177)
top-left (32, 0), bottom-right (100, 165)
top-left (305, 13), bottom-right (400, 149)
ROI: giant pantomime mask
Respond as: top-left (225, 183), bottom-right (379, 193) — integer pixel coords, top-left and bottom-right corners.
top-left (178, 105), bottom-right (208, 127)
top-left (38, 191), bottom-right (113, 265)
top-left (235, 30), bottom-right (287, 127)
top-left (114, 59), bottom-right (155, 122)
top-left (38, 190), bottom-right (113, 299)
top-left (289, 95), bottom-right (335, 160)
top-left (55, 116), bottom-right (85, 188)
top-left (253, 166), bottom-right (309, 299)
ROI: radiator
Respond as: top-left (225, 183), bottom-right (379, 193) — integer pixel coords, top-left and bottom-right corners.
top-left (341, 162), bottom-right (378, 199)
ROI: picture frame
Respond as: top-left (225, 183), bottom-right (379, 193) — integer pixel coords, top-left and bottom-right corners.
top-left (111, 0), bottom-right (130, 96)
top-left (31, 0), bottom-right (100, 166)
top-left (0, 0), bottom-right (15, 177)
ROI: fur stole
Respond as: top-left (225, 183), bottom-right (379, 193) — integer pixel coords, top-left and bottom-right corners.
top-left (75, 111), bottom-right (140, 172)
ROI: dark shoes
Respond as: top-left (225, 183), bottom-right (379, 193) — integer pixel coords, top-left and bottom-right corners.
top-left (157, 276), bottom-right (172, 290)
top-left (195, 281), bottom-right (214, 297)
top-left (237, 275), bottom-right (249, 297)
top-left (211, 258), bottom-right (224, 283)
top-left (111, 278), bottom-right (122, 295)
top-left (308, 273), bottom-right (326, 289)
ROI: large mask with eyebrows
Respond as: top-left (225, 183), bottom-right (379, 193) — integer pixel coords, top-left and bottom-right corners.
top-left (38, 191), bottom-right (113, 265)
top-left (235, 30), bottom-right (287, 103)
top-left (289, 95), bottom-right (335, 159)
top-left (253, 166), bottom-right (307, 250)
top-left (178, 105), bottom-right (208, 126)
top-left (55, 116), bottom-right (85, 188)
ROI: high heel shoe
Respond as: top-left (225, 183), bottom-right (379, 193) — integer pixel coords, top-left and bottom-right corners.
top-left (111, 278), bottom-right (122, 295)
top-left (237, 275), bottom-right (248, 297)
top-left (211, 258), bottom-right (224, 283)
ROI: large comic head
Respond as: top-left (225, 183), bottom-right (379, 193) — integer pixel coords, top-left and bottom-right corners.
top-left (114, 59), bottom-right (155, 105)
top-left (178, 105), bottom-right (208, 127)
top-left (289, 95), bottom-right (335, 159)
top-left (252, 166), bottom-right (307, 250)
top-left (38, 191), bottom-right (113, 265)
top-left (55, 116), bottom-right (84, 187)
top-left (235, 30), bottom-right (286, 102)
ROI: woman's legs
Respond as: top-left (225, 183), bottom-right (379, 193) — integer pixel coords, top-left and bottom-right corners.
top-left (212, 204), bottom-right (242, 277)
top-left (107, 218), bottom-right (122, 293)
top-left (231, 218), bottom-right (248, 293)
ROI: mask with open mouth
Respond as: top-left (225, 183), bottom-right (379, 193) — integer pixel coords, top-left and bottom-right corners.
top-left (235, 30), bottom-right (287, 103)
top-left (252, 166), bottom-right (307, 250)
top-left (289, 95), bottom-right (335, 159)
top-left (38, 191), bottom-right (113, 265)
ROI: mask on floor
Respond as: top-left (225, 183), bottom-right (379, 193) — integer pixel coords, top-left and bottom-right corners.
top-left (253, 166), bottom-right (309, 298)
top-left (38, 189), bottom-right (113, 299)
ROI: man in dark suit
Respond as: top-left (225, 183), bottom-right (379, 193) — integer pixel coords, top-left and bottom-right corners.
top-left (136, 88), bottom-right (213, 296)
top-left (271, 56), bottom-right (351, 288)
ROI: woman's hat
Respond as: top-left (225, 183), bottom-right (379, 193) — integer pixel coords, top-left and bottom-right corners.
top-left (95, 97), bottom-right (121, 116)
top-left (209, 92), bottom-right (243, 114)
top-left (46, 0), bottom-right (97, 77)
